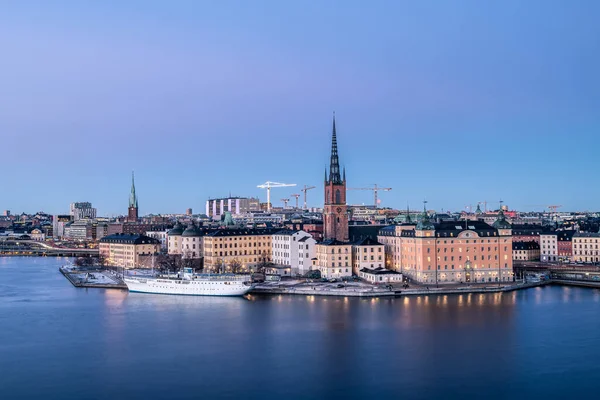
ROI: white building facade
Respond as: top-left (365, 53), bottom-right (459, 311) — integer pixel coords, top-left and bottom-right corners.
top-left (540, 233), bottom-right (558, 262)
top-left (272, 230), bottom-right (316, 276)
top-left (352, 237), bottom-right (385, 275)
top-left (206, 197), bottom-right (260, 220)
top-left (146, 230), bottom-right (169, 252)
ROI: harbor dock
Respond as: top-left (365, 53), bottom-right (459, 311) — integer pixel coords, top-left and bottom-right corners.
top-left (59, 266), bottom-right (127, 289)
top-left (250, 279), bottom-right (549, 298)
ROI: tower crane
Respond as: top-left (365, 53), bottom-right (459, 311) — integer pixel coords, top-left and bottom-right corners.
top-left (257, 181), bottom-right (296, 212)
top-left (524, 204), bottom-right (563, 212)
top-left (291, 194), bottom-right (300, 209)
top-left (300, 185), bottom-right (316, 209)
top-left (281, 198), bottom-right (290, 209)
top-left (347, 184), bottom-right (392, 208)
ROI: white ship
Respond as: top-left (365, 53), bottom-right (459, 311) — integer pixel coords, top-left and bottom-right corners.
top-left (124, 268), bottom-right (254, 296)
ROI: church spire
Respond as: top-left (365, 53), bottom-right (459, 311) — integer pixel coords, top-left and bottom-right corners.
top-left (129, 171), bottom-right (138, 209)
top-left (328, 112), bottom-right (342, 184)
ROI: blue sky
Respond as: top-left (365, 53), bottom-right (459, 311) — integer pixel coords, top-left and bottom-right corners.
top-left (1, 1), bottom-right (599, 216)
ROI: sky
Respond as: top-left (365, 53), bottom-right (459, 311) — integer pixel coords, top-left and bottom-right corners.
top-left (1, 0), bottom-right (600, 216)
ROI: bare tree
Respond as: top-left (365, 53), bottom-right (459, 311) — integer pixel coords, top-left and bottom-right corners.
top-left (74, 256), bottom-right (96, 267)
top-left (156, 254), bottom-right (179, 273)
top-left (229, 258), bottom-right (243, 274)
top-left (256, 251), bottom-right (271, 274)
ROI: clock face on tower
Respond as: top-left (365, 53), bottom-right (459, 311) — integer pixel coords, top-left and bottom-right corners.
top-left (337, 207), bottom-right (342, 213)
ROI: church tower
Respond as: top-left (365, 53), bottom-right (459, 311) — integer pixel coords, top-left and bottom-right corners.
top-left (323, 114), bottom-right (349, 242)
top-left (128, 171), bottom-right (139, 222)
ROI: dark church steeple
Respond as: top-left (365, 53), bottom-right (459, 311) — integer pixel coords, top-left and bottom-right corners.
top-left (127, 171), bottom-right (139, 222)
top-left (323, 113), bottom-right (348, 242)
top-left (327, 113), bottom-right (343, 185)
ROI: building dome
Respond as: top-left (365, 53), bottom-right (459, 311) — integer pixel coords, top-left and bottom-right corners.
top-left (182, 223), bottom-right (201, 237)
top-left (492, 210), bottom-right (511, 229)
top-left (168, 221), bottom-right (184, 236)
top-left (416, 208), bottom-right (435, 230)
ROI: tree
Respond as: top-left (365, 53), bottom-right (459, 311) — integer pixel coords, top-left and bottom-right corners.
top-left (256, 251), bottom-right (271, 274)
top-left (74, 256), bottom-right (96, 267)
top-left (156, 254), bottom-right (179, 273)
top-left (229, 258), bottom-right (243, 274)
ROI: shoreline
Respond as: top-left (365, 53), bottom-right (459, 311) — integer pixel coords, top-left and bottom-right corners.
top-left (57, 265), bottom-right (600, 298)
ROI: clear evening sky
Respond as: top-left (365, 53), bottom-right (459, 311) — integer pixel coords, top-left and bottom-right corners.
top-left (1, 1), bottom-right (599, 216)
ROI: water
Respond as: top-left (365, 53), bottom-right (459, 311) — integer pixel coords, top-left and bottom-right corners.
top-left (1, 257), bottom-right (599, 400)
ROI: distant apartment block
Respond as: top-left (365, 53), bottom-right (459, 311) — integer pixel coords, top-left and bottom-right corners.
top-left (205, 197), bottom-right (260, 220)
top-left (69, 202), bottom-right (97, 221)
top-left (52, 215), bottom-right (72, 239)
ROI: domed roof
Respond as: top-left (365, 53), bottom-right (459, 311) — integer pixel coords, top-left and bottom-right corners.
top-left (416, 207), bottom-right (435, 230)
top-left (168, 221), bottom-right (184, 236)
top-left (492, 210), bottom-right (511, 229)
top-left (182, 223), bottom-right (201, 237)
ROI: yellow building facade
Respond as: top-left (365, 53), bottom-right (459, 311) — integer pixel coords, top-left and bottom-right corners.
top-left (99, 234), bottom-right (160, 269)
top-left (203, 228), bottom-right (277, 271)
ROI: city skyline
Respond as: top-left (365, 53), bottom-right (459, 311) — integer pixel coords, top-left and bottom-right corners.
top-left (2, 1), bottom-right (600, 214)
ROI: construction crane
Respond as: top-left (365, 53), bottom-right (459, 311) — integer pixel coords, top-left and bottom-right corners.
top-left (281, 198), bottom-right (290, 209)
top-left (300, 185), bottom-right (316, 210)
top-left (478, 201), bottom-right (488, 212)
top-left (291, 194), bottom-right (300, 209)
top-left (348, 184), bottom-right (392, 208)
top-left (525, 204), bottom-right (563, 212)
top-left (257, 181), bottom-right (296, 212)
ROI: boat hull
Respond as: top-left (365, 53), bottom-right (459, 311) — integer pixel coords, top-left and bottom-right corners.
top-left (124, 277), bottom-right (253, 296)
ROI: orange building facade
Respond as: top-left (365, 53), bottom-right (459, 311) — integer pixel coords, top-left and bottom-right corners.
top-left (378, 210), bottom-right (514, 284)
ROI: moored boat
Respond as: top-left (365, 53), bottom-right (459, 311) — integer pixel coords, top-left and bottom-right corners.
top-left (124, 268), bottom-right (254, 296)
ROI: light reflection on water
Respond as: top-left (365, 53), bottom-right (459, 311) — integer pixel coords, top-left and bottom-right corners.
top-left (1, 257), bottom-right (600, 400)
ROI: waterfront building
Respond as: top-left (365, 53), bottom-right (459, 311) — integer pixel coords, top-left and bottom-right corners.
top-left (572, 232), bottom-right (600, 263)
top-left (378, 208), bottom-right (513, 284)
top-left (203, 228), bottom-right (278, 271)
top-left (69, 202), bottom-right (97, 221)
top-left (557, 230), bottom-right (575, 262)
top-left (315, 239), bottom-right (353, 279)
top-left (167, 222), bottom-right (184, 255)
top-left (99, 233), bottom-right (160, 269)
top-left (359, 267), bottom-right (402, 284)
top-left (540, 233), bottom-right (558, 262)
top-left (352, 237), bottom-right (385, 275)
top-left (127, 172), bottom-right (139, 222)
top-left (512, 241), bottom-right (540, 261)
top-left (205, 197), bottom-right (260, 220)
top-left (181, 223), bottom-right (204, 259)
top-left (271, 229), bottom-right (316, 276)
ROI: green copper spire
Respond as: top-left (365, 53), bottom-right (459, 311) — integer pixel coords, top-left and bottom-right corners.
top-left (405, 203), bottom-right (412, 224)
top-left (416, 200), bottom-right (434, 230)
top-left (129, 171), bottom-right (138, 208)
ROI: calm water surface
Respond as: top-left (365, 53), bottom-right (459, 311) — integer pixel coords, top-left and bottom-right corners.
top-left (1, 257), bottom-right (599, 399)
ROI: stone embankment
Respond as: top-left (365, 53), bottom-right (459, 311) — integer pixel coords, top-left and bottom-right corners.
top-left (60, 266), bottom-right (127, 289)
